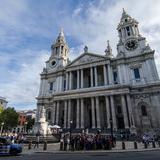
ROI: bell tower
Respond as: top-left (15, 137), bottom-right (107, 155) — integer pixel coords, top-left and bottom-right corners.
top-left (47, 28), bottom-right (69, 70)
top-left (117, 9), bottom-right (151, 57)
top-left (117, 8), bottom-right (140, 43)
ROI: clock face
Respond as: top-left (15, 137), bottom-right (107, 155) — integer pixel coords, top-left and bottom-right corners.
top-left (125, 39), bottom-right (138, 51)
top-left (50, 59), bottom-right (57, 68)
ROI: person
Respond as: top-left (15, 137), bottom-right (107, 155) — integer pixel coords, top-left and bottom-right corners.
top-left (34, 132), bottom-right (40, 148)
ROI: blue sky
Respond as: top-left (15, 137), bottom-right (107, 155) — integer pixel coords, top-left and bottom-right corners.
top-left (0, 0), bottom-right (160, 110)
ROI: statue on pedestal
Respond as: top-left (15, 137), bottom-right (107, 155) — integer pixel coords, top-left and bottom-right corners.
top-left (33, 106), bottom-right (51, 136)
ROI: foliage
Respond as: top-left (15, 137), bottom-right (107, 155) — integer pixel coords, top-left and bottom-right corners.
top-left (0, 107), bottom-right (18, 131)
top-left (0, 104), bottom-right (3, 114)
top-left (26, 117), bottom-right (35, 131)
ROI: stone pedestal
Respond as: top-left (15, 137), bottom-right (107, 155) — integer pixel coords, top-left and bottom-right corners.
top-left (33, 106), bottom-right (50, 136)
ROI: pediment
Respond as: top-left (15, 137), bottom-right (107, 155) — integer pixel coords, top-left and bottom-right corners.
top-left (67, 53), bottom-right (106, 67)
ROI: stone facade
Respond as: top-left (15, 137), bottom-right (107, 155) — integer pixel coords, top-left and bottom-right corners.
top-left (36, 10), bottom-right (160, 134)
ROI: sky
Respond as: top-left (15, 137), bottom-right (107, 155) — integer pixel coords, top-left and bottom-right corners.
top-left (0, 0), bottom-right (160, 110)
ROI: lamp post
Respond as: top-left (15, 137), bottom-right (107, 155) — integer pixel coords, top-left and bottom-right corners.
top-left (0, 122), bottom-right (4, 136)
top-left (109, 118), bottom-right (113, 146)
top-left (25, 122), bottom-right (28, 134)
top-left (69, 120), bottom-right (73, 150)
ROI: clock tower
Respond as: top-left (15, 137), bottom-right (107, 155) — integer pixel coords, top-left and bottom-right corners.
top-left (47, 28), bottom-right (69, 70)
top-left (117, 9), bottom-right (152, 57)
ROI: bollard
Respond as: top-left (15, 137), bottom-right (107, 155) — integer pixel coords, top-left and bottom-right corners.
top-left (43, 140), bottom-right (47, 150)
top-left (60, 140), bottom-right (63, 151)
top-left (158, 141), bottom-right (160, 147)
top-left (134, 141), bottom-right (138, 149)
top-left (122, 141), bottom-right (125, 150)
top-left (144, 142), bottom-right (147, 149)
top-left (28, 140), bottom-right (32, 150)
top-left (152, 141), bottom-right (156, 148)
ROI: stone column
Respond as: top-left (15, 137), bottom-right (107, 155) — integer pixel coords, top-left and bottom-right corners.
top-left (67, 99), bottom-right (71, 128)
top-left (126, 94), bottom-right (135, 127)
top-left (77, 70), bottom-right (80, 89)
top-left (64, 100), bottom-right (68, 128)
top-left (95, 97), bottom-right (101, 128)
top-left (110, 96), bottom-right (117, 129)
top-left (105, 96), bottom-right (110, 128)
top-left (76, 99), bottom-right (80, 128)
top-left (81, 69), bottom-right (84, 88)
top-left (65, 72), bottom-right (69, 90)
top-left (52, 102), bottom-right (56, 124)
top-left (94, 66), bottom-right (98, 87)
top-left (103, 65), bottom-right (107, 85)
top-left (108, 65), bottom-right (113, 85)
top-left (80, 98), bottom-right (84, 128)
top-left (55, 101), bottom-right (60, 125)
top-left (90, 67), bottom-right (94, 87)
top-left (69, 72), bottom-right (72, 90)
top-left (121, 95), bottom-right (129, 128)
top-left (91, 97), bottom-right (95, 128)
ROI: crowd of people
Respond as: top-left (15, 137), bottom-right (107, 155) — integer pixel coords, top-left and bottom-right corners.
top-left (1, 132), bottom-right (26, 144)
top-left (61, 133), bottom-right (116, 151)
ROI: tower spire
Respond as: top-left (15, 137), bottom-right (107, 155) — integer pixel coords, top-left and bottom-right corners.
top-left (59, 27), bottom-right (64, 37)
top-left (122, 8), bottom-right (126, 15)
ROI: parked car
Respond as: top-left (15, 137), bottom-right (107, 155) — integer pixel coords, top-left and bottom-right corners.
top-left (0, 137), bottom-right (22, 156)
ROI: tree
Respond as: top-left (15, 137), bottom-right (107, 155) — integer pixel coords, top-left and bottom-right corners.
top-left (26, 117), bottom-right (35, 132)
top-left (0, 104), bottom-right (4, 114)
top-left (0, 107), bottom-right (18, 131)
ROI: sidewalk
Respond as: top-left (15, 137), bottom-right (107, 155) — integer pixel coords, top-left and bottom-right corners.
top-left (22, 141), bottom-right (160, 155)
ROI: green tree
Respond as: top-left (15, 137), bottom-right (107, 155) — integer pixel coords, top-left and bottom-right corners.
top-left (0, 107), bottom-right (18, 131)
top-left (26, 117), bottom-right (35, 131)
top-left (0, 104), bottom-right (3, 114)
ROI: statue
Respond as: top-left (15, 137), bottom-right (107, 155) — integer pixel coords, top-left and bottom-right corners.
top-left (84, 46), bottom-right (88, 53)
top-left (33, 106), bottom-right (51, 136)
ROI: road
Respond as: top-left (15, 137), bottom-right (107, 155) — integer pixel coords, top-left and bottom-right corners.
top-left (1, 150), bottom-right (160, 160)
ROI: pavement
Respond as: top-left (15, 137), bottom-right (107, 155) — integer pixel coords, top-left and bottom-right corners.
top-left (22, 141), bottom-right (160, 155)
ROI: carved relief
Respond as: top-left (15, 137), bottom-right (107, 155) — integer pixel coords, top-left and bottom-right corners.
top-left (70, 54), bottom-right (104, 66)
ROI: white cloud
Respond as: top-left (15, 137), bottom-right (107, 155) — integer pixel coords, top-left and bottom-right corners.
top-left (0, 49), bottom-right (49, 109)
top-left (60, 0), bottom-right (160, 74)
top-left (1, 0), bottom-right (160, 110)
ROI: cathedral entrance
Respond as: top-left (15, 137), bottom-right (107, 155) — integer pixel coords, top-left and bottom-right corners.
top-left (84, 98), bottom-right (92, 129)
top-left (117, 116), bottom-right (125, 129)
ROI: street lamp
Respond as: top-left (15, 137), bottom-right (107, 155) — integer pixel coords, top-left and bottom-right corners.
top-left (0, 122), bottom-right (4, 136)
top-left (69, 120), bottom-right (73, 150)
top-left (24, 122), bottom-right (28, 134)
top-left (109, 118), bottom-right (113, 146)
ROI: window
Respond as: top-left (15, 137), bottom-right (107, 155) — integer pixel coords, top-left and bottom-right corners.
top-left (113, 71), bottom-right (118, 84)
top-left (55, 47), bottom-right (58, 54)
top-left (49, 82), bottom-right (53, 91)
top-left (126, 26), bottom-right (130, 36)
top-left (134, 68), bottom-right (140, 79)
top-left (64, 79), bottom-right (66, 91)
top-left (141, 105), bottom-right (147, 116)
top-left (61, 46), bottom-right (64, 54)
top-left (47, 111), bottom-right (51, 120)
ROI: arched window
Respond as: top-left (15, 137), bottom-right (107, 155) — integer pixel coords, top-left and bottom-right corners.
top-left (47, 110), bottom-right (52, 120)
top-left (141, 105), bottom-right (147, 116)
